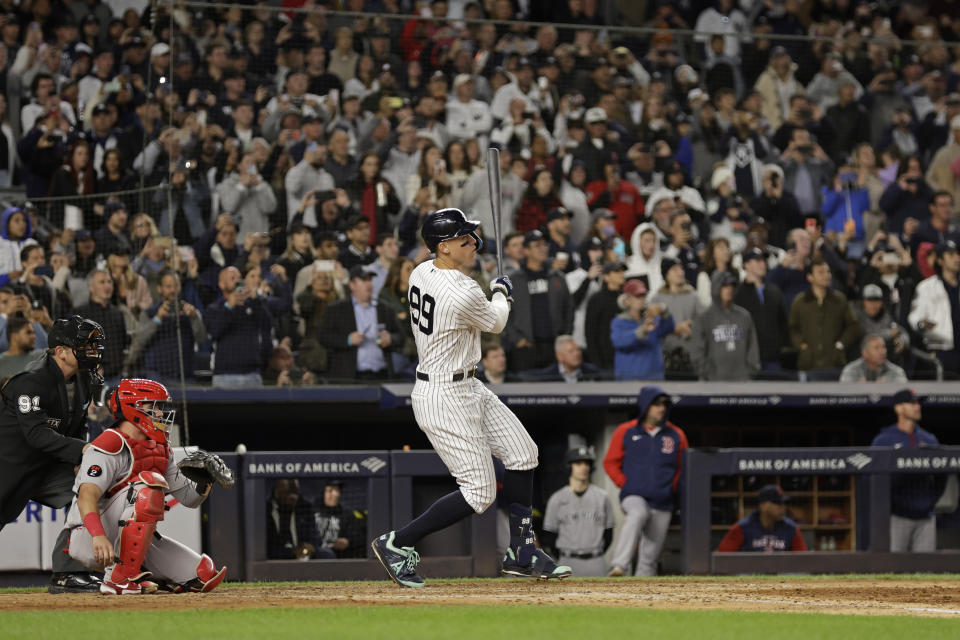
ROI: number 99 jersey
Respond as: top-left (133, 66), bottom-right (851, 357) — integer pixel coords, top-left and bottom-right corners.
top-left (407, 261), bottom-right (505, 372)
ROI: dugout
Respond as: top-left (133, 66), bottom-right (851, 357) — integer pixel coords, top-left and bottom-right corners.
top-left (182, 382), bottom-right (960, 522)
top-left (190, 382), bottom-right (960, 578)
top-left (203, 450), bottom-right (498, 582)
top-left (683, 447), bottom-right (960, 575)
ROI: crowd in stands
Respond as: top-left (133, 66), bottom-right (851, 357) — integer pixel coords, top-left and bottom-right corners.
top-left (0, 0), bottom-right (959, 385)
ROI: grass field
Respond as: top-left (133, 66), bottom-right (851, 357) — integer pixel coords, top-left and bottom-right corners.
top-left (2, 576), bottom-right (960, 639)
top-left (4, 606), bottom-right (960, 640)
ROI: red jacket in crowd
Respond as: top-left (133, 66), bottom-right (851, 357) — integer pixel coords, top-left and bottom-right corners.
top-left (585, 178), bottom-right (645, 241)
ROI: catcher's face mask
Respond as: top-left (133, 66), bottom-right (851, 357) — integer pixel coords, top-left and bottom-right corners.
top-left (137, 398), bottom-right (176, 436)
top-left (111, 379), bottom-right (175, 444)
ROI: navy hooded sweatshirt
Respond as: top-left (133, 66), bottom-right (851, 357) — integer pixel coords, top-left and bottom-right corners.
top-left (602, 385), bottom-right (688, 509)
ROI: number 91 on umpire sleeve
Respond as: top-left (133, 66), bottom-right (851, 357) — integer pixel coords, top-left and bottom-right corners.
top-left (18, 395), bottom-right (40, 413)
top-left (409, 286), bottom-right (435, 335)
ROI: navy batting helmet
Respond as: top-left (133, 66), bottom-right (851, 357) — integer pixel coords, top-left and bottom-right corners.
top-left (421, 208), bottom-right (484, 253)
top-left (565, 445), bottom-right (595, 466)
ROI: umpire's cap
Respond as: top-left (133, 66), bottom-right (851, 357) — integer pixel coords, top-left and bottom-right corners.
top-left (421, 208), bottom-right (482, 253)
top-left (565, 445), bottom-right (595, 465)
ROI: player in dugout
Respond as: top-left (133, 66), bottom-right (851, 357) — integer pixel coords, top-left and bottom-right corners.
top-left (541, 445), bottom-right (615, 577)
top-left (717, 484), bottom-right (808, 552)
top-left (603, 385), bottom-right (688, 576)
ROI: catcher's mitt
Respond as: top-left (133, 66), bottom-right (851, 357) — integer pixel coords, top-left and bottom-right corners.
top-left (178, 451), bottom-right (235, 489)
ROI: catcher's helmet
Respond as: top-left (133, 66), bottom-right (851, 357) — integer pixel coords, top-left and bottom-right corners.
top-left (110, 378), bottom-right (175, 443)
top-left (565, 445), bottom-right (595, 466)
top-left (48, 316), bottom-right (105, 372)
top-left (421, 207), bottom-right (484, 253)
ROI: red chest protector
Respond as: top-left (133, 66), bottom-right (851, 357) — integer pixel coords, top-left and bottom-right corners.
top-left (91, 428), bottom-right (170, 497)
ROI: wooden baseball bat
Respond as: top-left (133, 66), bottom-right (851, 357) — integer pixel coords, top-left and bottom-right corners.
top-left (486, 147), bottom-right (503, 278)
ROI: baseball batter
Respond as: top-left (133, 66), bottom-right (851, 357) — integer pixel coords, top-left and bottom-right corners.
top-left (371, 208), bottom-right (571, 587)
top-left (64, 378), bottom-right (228, 595)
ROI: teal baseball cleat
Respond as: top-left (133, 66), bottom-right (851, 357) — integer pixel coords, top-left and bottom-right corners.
top-left (501, 548), bottom-right (573, 580)
top-left (371, 531), bottom-right (425, 588)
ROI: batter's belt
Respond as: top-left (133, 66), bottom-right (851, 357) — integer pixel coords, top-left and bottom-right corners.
top-left (416, 368), bottom-right (477, 382)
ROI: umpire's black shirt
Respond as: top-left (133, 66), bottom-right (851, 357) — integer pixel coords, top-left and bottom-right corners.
top-left (0, 355), bottom-right (92, 477)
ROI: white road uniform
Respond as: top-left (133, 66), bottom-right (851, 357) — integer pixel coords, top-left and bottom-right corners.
top-left (65, 434), bottom-right (209, 584)
top-left (407, 261), bottom-right (538, 513)
top-left (543, 484), bottom-right (615, 577)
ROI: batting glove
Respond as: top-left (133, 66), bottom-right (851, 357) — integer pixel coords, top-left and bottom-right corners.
top-left (490, 275), bottom-right (513, 302)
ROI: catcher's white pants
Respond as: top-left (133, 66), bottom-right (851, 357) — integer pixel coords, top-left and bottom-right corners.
top-left (68, 487), bottom-right (203, 583)
top-left (412, 376), bottom-right (538, 513)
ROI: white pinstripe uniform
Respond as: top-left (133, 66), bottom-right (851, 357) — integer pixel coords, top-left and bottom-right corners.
top-left (408, 261), bottom-right (538, 513)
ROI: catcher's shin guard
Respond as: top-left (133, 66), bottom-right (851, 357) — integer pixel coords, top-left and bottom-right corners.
top-left (182, 554), bottom-right (226, 593)
top-left (103, 485), bottom-right (165, 593)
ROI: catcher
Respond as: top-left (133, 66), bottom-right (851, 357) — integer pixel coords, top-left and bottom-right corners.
top-left (62, 378), bottom-right (234, 595)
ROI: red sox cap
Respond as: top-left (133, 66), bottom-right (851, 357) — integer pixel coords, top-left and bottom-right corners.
top-left (757, 485), bottom-right (788, 504)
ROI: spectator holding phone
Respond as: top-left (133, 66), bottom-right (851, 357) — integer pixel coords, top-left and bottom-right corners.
top-left (127, 213), bottom-right (158, 256)
top-left (879, 156), bottom-right (933, 237)
top-left (17, 245), bottom-right (70, 321)
top-left (125, 269), bottom-right (206, 382)
top-left (285, 142), bottom-right (336, 230)
top-left (278, 224), bottom-right (317, 286)
top-left (779, 128), bottom-right (834, 218)
top-left (318, 264), bottom-right (400, 382)
top-left (0, 286), bottom-right (50, 353)
top-left (206, 265), bottom-right (274, 388)
top-left (216, 150), bottom-right (278, 241)
top-left (344, 152), bottom-right (401, 243)
top-left (106, 251), bottom-right (152, 318)
top-left (17, 108), bottom-right (71, 199)
top-left (132, 234), bottom-right (175, 296)
top-left (152, 160), bottom-right (209, 246)
top-left (611, 279), bottom-right (675, 380)
top-left (585, 158), bottom-right (645, 242)
top-left (821, 166), bottom-right (869, 248)
top-left (749, 165), bottom-right (803, 250)
top-left (404, 142), bottom-right (453, 212)
top-left (20, 73), bottom-right (76, 134)
top-left (768, 228), bottom-right (814, 311)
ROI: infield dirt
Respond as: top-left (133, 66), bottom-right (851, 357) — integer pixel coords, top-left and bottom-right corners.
top-left (2, 579), bottom-right (960, 617)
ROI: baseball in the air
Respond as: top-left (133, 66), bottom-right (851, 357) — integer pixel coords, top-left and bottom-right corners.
top-left (235, 443), bottom-right (248, 455)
